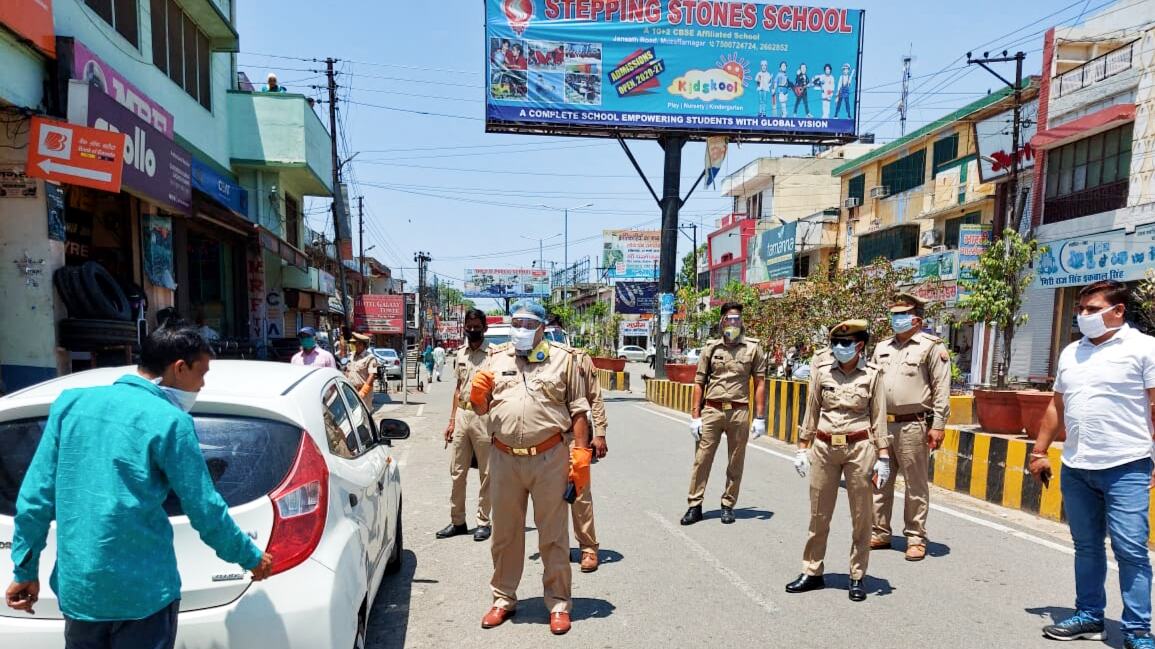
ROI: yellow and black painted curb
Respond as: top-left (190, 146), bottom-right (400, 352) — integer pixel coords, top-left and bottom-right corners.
top-left (595, 369), bottom-right (630, 392)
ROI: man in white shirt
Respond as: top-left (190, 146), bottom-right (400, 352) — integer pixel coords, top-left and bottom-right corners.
top-left (1030, 280), bottom-right (1155, 649)
top-left (432, 344), bottom-right (447, 382)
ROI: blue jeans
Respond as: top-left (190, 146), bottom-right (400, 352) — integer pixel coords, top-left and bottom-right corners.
top-left (1061, 459), bottom-right (1153, 634)
top-left (64, 599), bottom-right (179, 649)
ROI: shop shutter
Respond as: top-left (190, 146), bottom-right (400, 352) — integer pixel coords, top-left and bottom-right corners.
top-left (284, 309), bottom-right (298, 339)
top-left (1009, 287), bottom-right (1055, 382)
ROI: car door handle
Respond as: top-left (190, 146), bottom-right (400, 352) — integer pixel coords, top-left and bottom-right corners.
top-left (349, 493), bottom-right (359, 508)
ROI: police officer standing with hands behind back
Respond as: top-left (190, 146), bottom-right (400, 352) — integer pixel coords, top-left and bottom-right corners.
top-left (469, 300), bottom-right (592, 636)
top-left (682, 302), bottom-right (768, 526)
top-left (870, 292), bottom-right (951, 562)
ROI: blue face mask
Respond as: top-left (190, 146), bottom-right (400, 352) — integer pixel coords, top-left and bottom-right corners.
top-left (890, 313), bottom-right (916, 334)
top-left (832, 343), bottom-right (859, 364)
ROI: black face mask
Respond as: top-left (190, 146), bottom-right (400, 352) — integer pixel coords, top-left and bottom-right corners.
top-left (466, 329), bottom-right (484, 343)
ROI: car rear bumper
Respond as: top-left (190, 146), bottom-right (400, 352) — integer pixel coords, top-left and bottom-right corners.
top-left (0, 558), bottom-right (354, 649)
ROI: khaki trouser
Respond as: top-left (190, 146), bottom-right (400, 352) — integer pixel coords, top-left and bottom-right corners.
top-left (489, 441), bottom-right (571, 614)
top-left (449, 411), bottom-right (491, 527)
top-left (802, 438), bottom-right (877, 580)
top-left (569, 437), bottom-right (598, 554)
top-left (687, 406), bottom-right (749, 508)
top-left (872, 420), bottom-right (929, 546)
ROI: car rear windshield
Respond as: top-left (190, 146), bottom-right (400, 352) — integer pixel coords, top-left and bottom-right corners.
top-left (0, 415), bottom-right (301, 517)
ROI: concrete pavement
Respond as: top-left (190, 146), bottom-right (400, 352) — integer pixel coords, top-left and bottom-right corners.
top-left (366, 376), bottom-right (1133, 648)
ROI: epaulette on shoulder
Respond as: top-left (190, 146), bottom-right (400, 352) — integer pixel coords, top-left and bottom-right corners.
top-left (489, 342), bottom-right (512, 355)
top-left (918, 331), bottom-right (943, 344)
top-left (548, 341), bottom-right (575, 354)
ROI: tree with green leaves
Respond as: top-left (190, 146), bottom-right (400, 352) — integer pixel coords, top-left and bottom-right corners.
top-left (679, 244), bottom-right (707, 288)
top-left (958, 228), bottom-right (1041, 388)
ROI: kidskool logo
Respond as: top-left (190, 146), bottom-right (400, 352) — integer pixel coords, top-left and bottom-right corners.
top-left (668, 68), bottom-right (744, 101)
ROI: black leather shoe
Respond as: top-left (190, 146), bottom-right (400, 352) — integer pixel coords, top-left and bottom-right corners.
top-left (785, 574), bottom-right (825, 593)
top-left (435, 523), bottom-right (469, 539)
top-left (473, 525), bottom-right (491, 542)
top-left (680, 506), bottom-right (703, 526)
top-left (848, 579), bottom-right (867, 602)
top-left (720, 507), bottom-right (735, 524)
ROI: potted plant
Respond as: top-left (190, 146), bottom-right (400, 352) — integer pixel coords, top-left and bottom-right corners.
top-left (959, 229), bottom-right (1042, 435)
top-left (589, 307), bottom-right (626, 372)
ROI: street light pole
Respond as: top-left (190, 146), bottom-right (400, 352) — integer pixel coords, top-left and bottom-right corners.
top-left (540, 203), bottom-right (593, 304)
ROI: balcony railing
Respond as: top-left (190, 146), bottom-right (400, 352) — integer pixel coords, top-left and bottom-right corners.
top-left (1055, 41), bottom-right (1136, 98)
top-left (1043, 180), bottom-right (1129, 224)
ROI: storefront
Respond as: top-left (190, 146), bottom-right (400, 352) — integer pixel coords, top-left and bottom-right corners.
top-left (619, 318), bottom-right (650, 349)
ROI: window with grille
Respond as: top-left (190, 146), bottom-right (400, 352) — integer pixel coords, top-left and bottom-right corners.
top-left (150, 0), bottom-right (213, 109)
top-left (932, 134), bottom-right (960, 175)
top-left (847, 174), bottom-right (865, 203)
top-left (1043, 122), bottom-right (1132, 223)
top-left (856, 224), bottom-right (920, 265)
top-left (944, 212), bottom-right (981, 249)
top-left (86, 0), bottom-right (139, 47)
top-left (880, 149), bottom-right (927, 195)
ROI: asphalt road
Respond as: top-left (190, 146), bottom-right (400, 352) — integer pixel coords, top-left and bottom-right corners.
top-left (366, 375), bottom-right (1136, 648)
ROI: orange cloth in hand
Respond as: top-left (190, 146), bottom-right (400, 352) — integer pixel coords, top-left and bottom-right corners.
top-left (569, 447), bottom-right (593, 495)
top-left (470, 370), bottom-right (495, 412)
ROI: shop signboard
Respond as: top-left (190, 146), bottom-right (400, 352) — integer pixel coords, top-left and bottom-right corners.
top-left (191, 159), bottom-right (249, 217)
top-left (71, 40), bottom-right (174, 138)
top-left (614, 281), bottom-right (657, 314)
top-left (1033, 225), bottom-right (1155, 289)
top-left (893, 250), bottom-right (958, 284)
top-left (355, 295), bottom-right (406, 334)
top-left (0, 0), bottom-right (55, 57)
top-left (438, 319), bottom-right (463, 340)
top-left (463, 268), bottom-right (549, 298)
top-left (68, 81), bottom-right (192, 213)
top-left (957, 224), bottom-right (992, 297)
top-left (974, 98), bottom-right (1038, 183)
top-left (910, 280), bottom-right (958, 306)
top-left (26, 117), bottom-right (125, 193)
top-left (484, 1), bottom-right (864, 142)
top-left (603, 229), bottom-right (661, 280)
top-left (620, 319), bottom-right (651, 336)
top-left (318, 269), bottom-right (336, 295)
top-left (45, 181), bottom-right (65, 241)
top-left (747, 221), bottom-right (796, 284)
top-left (0, 167), bottom-right (38, 198)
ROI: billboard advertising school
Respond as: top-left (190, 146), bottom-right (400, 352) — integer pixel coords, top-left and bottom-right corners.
top-left (485, 1), bottom-right (864, 142)
top-left (603, 229), bottom-right (661, 280)
top-left (464, 268), bottom-right (550, 298)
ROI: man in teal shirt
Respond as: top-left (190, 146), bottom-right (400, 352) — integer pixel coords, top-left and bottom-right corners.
top-left (5, 325), bottom-right (273, 648)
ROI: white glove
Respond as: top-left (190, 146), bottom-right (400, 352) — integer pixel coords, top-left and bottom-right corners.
top-left (690, 418), bottom-right (702, 442)
top-left (751, 418), bottom-right (766, 440)
top-left (794, 449), bottom-right (810, 478)
top-left (873, 457), bottom-right (891, 488)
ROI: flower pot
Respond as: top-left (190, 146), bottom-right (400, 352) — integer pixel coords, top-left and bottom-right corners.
top-left (591, 357), bottom-right (626, 372)
top-left (974, 388), bottom-right (1024, 435)
top-left (1016, 390), bottom-right (1064, 441)
top-left (665, 363), bottom-right (697, 384)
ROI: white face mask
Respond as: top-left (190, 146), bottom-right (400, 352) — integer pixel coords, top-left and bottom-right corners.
top-left (1077, 306), bottom-right (1122, 339)
top-left (511, 326), bottom-right (538, 352)
top-left (152, 378), bottom-right (199, 412)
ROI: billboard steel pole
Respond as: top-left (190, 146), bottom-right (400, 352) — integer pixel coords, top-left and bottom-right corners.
top-left (654, 134), bottom-right (686, 380)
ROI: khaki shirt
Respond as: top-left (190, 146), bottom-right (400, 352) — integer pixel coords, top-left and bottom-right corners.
top-left (694, 336), bottom-right (768, 402)
top-left (345, 350), bottom-right (379, 389)
top-left (454, 343), bottom-right (490, 429)
top-left (576, 352), bottom-right (608, 437)
top-left (799, 351), bottom-right (890, 449)
top-left (483, 342), bottom-right (590, 448)
top-left (872, 332), bottom-right (952, 430)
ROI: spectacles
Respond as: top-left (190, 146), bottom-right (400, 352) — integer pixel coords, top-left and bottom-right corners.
top-left (511, 318), bottom-right (541, 329)
top-left (830, 337), bottom-right (856, 346)
top-left (722, 315), bottom-right (743, 323)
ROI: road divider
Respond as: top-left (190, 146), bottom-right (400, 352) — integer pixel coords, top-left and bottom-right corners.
top-left (595, 368), bottom-right (630, 392)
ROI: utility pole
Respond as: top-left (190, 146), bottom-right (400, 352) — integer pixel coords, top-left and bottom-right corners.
top-left (357, 195), bottom-right (366, 293)
top-left (967, 50), bottom-right (1027, 233)
top-left (898, 53), bottom-right (912, 137)
top-left (414, 251), bottom-right (432, 343)
top-left (325, 57), bottom-right (351, 324)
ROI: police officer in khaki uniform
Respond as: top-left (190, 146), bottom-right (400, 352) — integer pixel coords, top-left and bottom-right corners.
top-left (437, 309), bottom-right (493, 542)
top-left (682, 302), bottom-right (768, 526)
top-left (470, 301), bottom-right (591, 636)
top-left (571, 351), bottom-right (608, 573)
top-left (344, 332), bottom-right (378, 404)
top-left (786, 320), bottom-right (890, 602)
top-left (870, 293), bottom-right (951, 562)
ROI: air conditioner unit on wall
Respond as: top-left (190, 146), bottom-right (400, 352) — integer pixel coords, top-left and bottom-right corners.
top-left (869, 186), bottom-right (890, 199)
top-left (843, 197), bottom-right (861, 209)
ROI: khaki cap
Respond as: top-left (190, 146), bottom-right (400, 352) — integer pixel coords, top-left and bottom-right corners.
top-left (350, 332), bottom-right (371, 343)
top-left (890, 292), bottom-right (926, 314)
top-left (830, 319), bottom-right (869, 337)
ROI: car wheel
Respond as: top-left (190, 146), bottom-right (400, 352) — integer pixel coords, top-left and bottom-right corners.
top-left (385, 499), bottom-right (403, 575)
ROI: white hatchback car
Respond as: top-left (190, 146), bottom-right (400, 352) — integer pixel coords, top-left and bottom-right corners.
top-left (0, 361), bottom-right (408, 649)
top-left (616, 345), bottom-right (653, 363)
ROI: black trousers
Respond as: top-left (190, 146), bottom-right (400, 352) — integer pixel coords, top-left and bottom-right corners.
top-left (64, 600), bottom-right (179, 649)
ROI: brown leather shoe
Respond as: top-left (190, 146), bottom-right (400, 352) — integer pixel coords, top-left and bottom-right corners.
top-left (550, 612), bottom-right (572, 635)
top-left (481, 607), bottom-right (515, 629)
top-left (870, 536), bottom-right (891, 550)
top-left (905, 544), bottom-right (927, 561)
top-left (580, 551), bottom-right (599, 573)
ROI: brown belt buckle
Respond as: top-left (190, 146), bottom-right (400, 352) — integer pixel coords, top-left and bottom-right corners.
top-left (721, 402), bottom-right (733, 411)
top-left (831, 434), bottom-right (847, 447)
top-left (511, 446), bottom-right (538, 457)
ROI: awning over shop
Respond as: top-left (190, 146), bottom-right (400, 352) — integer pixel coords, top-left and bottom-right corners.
top-left (1031, 104), bottom-right (1135, 151)
top-left (258, 227), bottom-right (307, 270)
top-left (284, 288), bottom-right (330, 312)
top-left (191, 159), bottom-right (249, 218)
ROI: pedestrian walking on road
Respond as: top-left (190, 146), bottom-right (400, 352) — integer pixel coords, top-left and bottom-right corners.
top-left (433, 344), bottom-right (447, 382)
top-left (682, 302), bottom-right (768, 526)
top-left (438, 309), bottom-right (493, 542)
top-left (469, 300), bottom-right (592, 636)
top-left (870, 292), bottom-right (951, 561)
top-left (787, 320), bottom-right (890, 602)
top-left (5, 325), bottom-right (273, 647)
top-left (345, 332), bottom-right (379, 405)
top-left (290, 326), bottom-right (337, 368)
top-left (423, 344), bottom-right (435, 382)
top-left (1030, 280), bottom-right (1155, 648)
top-left (571, 350), bottom-right (609, 573)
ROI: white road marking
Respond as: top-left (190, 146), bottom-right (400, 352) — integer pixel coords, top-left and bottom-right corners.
top-left (633, 403), bottom-right (1127, 570)
top-left (646, 511), bottom-right (777, 614)
top-left (416, 404), bottom-right (425, 417)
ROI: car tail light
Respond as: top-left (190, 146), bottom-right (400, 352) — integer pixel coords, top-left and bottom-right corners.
top-left (266, 431), bottom-right (329, 576)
